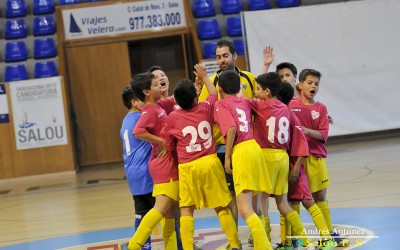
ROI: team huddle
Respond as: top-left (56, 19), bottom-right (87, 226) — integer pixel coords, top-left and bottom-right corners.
top-left (119, 40), bottom-right (347, 250)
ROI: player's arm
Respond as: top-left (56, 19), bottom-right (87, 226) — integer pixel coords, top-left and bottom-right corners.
top-left (224, 127), bottom-right (236, 174)
top-left (302, 127), bottom-right (324, 141)
top-left (134, 133), bottom-right (166, 157)
top-left (194, 64), bottom-right (216, 96)
top-left (289, 156), bottom-right (305, 184)
top-left (261, 46), bottom-right (275, 74)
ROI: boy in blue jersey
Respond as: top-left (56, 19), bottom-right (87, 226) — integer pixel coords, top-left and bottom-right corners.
top-left (120, 86), bottom-right (154, 250)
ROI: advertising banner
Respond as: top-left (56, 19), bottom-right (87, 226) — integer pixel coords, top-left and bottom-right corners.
top-left (62, 0), bottom-right (186, 40)
top-left (9, 77), bottom-right (68, 150)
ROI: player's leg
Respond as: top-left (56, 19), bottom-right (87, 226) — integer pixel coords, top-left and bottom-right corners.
top-left (237, 190), bottom-right (272, 250)
top-left (215, 206), bottom-right (240, 249)
top-left (179, 206), bottom-right (195, 250)
top-left (127, 194), bottom-right (172, 250)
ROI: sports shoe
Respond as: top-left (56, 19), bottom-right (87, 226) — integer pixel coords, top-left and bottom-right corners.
top-left (274, 243), bottom-right (294, 250)
top-left (226, 242), bottom-right (242, 250)
top-left (331, 232), bottom-right (349, 246)
top-left (193, 243), bottom-right (202, 250)
top-left (248, 232), bottom-right (254, 247)
top-left (120, 242), bottom-right (130, 250)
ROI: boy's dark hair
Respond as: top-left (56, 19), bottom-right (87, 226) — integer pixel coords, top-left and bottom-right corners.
top-left (299, 69), bottom-right (321, 82)
top-left (256, 72), bottom-right (282, 97)
top-left (216, 40), bottom-right (236, 55)
top-left (218, 70), bottom-right (241, 94)
top-left (130, 73), bottom-right (155, 102)
top-left (146, 65), bottom-right (163, 73)
top-left (174, 79), bottom-right (197, 110)
top-left (276, 62), bottom-right (298, 77)
top-left (278, 82), bottom-right (294, 105)
top-left (121, 86), bottom-right (134, 109)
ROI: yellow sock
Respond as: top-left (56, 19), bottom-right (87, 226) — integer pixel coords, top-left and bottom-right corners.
top-left (308, 203), bottom-right (330, 237)
top-left (218, 209), bottom-right (240, 248)
top-left (280, 214), bottom-right (286, 244)
top-left (162, 218), bottom-right (177, 250)
top-left (286, 211), bottom-right (310, 247)
top-left (316, 201), bottom-right (333, 233)
top-left (246, 213), bottom-right (272, 250)
top-left (128, 209), bottom-right (163, 250)
top-left (264, 216), bottom-right (271, 242)
top-left (291, 203), bottom-right (300, 214)
top-left (180, 216), bottom-right (194, 250)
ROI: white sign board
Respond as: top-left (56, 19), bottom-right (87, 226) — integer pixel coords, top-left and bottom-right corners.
top-left (10, 77), bottom-right (68, 150)
top-left (62, 0), bottom-right (186, 40)
top-left (244, 0), bottom-right (400, 136)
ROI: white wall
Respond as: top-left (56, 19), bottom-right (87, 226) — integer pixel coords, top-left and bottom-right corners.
top-left (243, 0), bottom-right (400, 136)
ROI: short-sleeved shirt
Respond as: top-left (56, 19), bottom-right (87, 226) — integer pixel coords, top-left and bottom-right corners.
top-left (246, 98), bottom-right (291, 150)
top-left (289, 98), bottom-right (329, 158)
top-left (165, 94), bottom-right (217, 163)
top-left (199, 67), bottom-right (257, 146)
top-left (214, 95), bottom-right (253, 146)
top-left (133, 97), bottom-right (178, 183)
top-left (120, 112), bottom-right (153, 195)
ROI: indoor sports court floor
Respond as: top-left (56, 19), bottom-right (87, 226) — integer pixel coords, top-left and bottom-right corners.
top-left (0, 133), bottom-right (399, 250)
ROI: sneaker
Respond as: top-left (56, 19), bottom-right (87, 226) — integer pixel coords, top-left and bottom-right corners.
top-left (274, 243), bottom-right (295, 250)
top-left (193, 243), bottom-right (202, 250)
top-left (226, 242), bottom-right (242, 250)
top-left (248, 232), bottom-right (254, 247)
top-left (331, 232), bottom-right (349, 247)
top-left (120, 242), bottom-right (130, 250)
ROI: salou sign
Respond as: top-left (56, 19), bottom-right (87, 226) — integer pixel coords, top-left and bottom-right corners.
top-left (9, 77), bottom-right (68, 150)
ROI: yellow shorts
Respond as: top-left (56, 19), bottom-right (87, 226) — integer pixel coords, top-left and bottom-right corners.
top-left (179, 154), bottom-right (231, 209)
top-left (262, 148), bottom-right (289, 195)
top-left (153, 179), bottom-right (179, 201)
top-left (232, 140), bottom-right (272, 196)
top-left (304, 154), bottom-right (330, 193)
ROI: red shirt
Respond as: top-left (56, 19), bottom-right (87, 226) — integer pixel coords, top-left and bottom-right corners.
top-left (289, 98), bottom-right (329, 158)
top-left (214, 95), bottom-right (253, 146)
top-left (133, 97), bottom-right (178, 183)
top-left (289, 112), bottom-right (309, 158)
top-left (165, 95), bottom-right (217, 163)
top-left (247, 98), bottom-right (291, 150)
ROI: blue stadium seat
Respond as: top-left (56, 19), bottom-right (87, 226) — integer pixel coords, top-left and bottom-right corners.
top-left (33, 16), bottom-right (56, 36)
top-left (248, 0), bottom-right (271, 11)
top-left (5, 19), bottom-right (28, 40)
top-left (59, 0), bottom-right (80, 5)
top-left (5, 64), bottom-right (29, 82)
top-left (33, 0), bottom-right (55, 15)
top-left (203, 41), bottom-right (217, 59)
top-left (220, 0), bottom-right (243, 15)
top-left (34, 38), bottom-right (57, 59)
top-left (275, 0), bottom-right (301, 8)
top-left (5, 41), bottom-right (28, 62)
top-left (226, 16), bottom-right (242, 37)
top-left (192, 0), bottom-right (216, 18)
top-left (34, 61), bottom-right (58, 78)
top-left (83, 0), bottom-right (103, 2)
top-left (5, 0), bottom-right (28, 18)
top-left (233, 39), bottom-right (244, 55)
top-left (197, 19), bottom-right (221, 40)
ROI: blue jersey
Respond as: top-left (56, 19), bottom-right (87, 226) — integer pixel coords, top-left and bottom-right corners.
top-left (120, 112), bottom-right (153, 195)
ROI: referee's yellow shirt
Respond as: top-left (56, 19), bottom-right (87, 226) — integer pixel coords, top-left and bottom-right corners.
top-left (198, 66), bottom-right (257, 146)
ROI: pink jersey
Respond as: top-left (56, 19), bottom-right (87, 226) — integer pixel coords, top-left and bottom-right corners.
top-left (289, 113), bottom-right (309, 157)
top-left (247, 98), bottom-right (291, 150)
top-left (289, 98), bottom-right (329, 158)
top-left (214, 95), bottom-right (253, 146)
top-left (165, 95), bottom-right (217, 163)
top-left (133, 97), bottom-right (178, 183)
